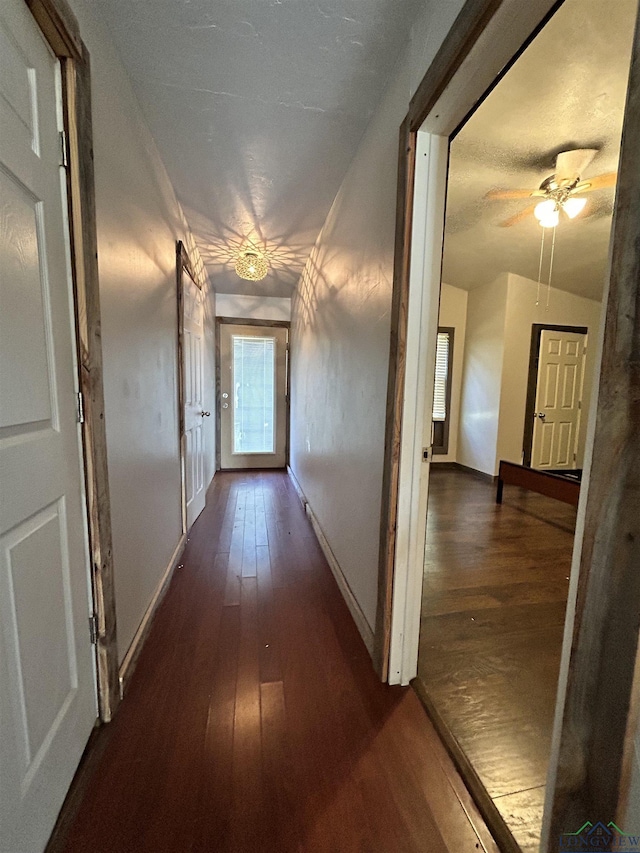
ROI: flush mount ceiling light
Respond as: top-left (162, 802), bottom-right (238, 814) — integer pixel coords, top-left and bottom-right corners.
top-left (235, 249), bottom-right (268, 281)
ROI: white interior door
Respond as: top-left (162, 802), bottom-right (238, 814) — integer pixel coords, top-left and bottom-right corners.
top-left (182, 271), bottom-right (207, 528)
top-left (531, 328), bottom-right (586, 470)
top-left (0, 3), bottom-right (97, 850)
top-left (219, 324), bottom-right (288, 469)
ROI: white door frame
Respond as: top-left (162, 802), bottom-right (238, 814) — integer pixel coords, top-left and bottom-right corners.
top-left (215, 317), bottom-right (291, 471)
top-left (389, 0), bottom-right (561, 686)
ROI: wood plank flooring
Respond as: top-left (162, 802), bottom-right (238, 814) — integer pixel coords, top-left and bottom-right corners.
top-left (418, 467), bottom-right (577, 853)
top-left (54, 471), bottom-right (499, 853)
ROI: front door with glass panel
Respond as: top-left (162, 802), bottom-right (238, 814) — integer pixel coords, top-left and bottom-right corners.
top-left (219, 324), bottom-right (288, 469)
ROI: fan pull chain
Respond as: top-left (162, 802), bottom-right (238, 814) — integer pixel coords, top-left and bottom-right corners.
top-left (546, 224), bottom-right (557, 309)
top-left (536, 226), bottom-right (546, 306)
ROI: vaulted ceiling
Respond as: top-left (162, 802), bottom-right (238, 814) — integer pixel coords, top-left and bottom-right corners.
top-left (97, 0), bottom-right (424, 297)
top-left (442, 0), bottom-right (637, 302)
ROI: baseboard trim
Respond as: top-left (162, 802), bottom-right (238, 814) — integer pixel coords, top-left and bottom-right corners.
top-left (287, 466), bottom-right (375, 657)
top-left (118, 533), bottom-right (186, 698)
top-left (452, 462), bottom-right (497, 483)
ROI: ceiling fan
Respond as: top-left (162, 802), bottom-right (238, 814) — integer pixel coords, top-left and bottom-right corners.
top-left (486, 148), bottom-right (617, 228)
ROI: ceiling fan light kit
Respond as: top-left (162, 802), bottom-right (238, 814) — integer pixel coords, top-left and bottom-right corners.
top-left (562, 196), bottom-right (587, 219)
top-left (487, 148), bottom-right (616, 228)
top-left (533, 195), bottom-right (587, 227)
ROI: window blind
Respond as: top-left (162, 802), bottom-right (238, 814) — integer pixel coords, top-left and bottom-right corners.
top-left (432, 332), bottom-right (450, 422)
top-left (232, 336), bottom-right (276, 454)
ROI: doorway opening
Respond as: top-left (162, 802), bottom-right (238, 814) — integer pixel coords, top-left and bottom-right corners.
top-left (216, 319), bottom-right (290, 471)
top-left (381, 0), bottom-right (640, 850)
top-left (523, 324), bottom-right (588, 472)
top-left (419, 1), bottom-right (633, 848)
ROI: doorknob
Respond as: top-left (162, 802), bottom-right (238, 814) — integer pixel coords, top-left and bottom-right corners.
top-left (200, 410), bottom-right (210, 417)
top-left (537, 412), bottom-right (546, 419)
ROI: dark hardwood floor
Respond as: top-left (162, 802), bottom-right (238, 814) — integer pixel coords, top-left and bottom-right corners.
top-left (54, 471), bottom-right (499, 853)
top-left (418, 467), bottom-right (577, 853)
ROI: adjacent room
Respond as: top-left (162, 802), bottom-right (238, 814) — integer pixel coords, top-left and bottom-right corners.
top-left (415, 0), bottom-right (637, 850)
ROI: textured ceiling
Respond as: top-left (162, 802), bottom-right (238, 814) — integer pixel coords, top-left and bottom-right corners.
top-left (442, 0), bottom-right (637, 302)
top-left (97, 0), bottom-right (424, 296)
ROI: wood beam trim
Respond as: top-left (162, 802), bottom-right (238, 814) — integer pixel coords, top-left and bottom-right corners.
top-left (547, 16), bottom-right (640, 837)
top-left (62, 53), bottom-right (120, 721)
top-left (374, 117), bottom-right (416, 679)
top-left (25, 0), bottom-right (82, 60)
top-left (407, 0), bottom-right (505, 131)
top-left (28, 0), bottom-right (120, 721)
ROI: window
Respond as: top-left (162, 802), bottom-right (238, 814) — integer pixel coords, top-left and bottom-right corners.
top-left (232, 335), bottom-right (276, 454)
top-left (432, 327), bottom-right (454, 455)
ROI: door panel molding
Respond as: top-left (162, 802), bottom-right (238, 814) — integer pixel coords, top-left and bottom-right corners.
top-left (523, 324), bottom-right (588, 467)
top-left (177, 242), bottom-right (207, 529)
top-left (23, 0), bottom-right (120, 723)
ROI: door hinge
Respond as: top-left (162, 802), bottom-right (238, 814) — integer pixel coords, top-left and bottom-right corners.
top-left (578, 400), bottom-right (582, 410)
top-left (59, 130), bottom-right (68, 169)
top-left (89, 614), bottom-right (99, 644)
top-left (77, 391), bottom-right (85, 424)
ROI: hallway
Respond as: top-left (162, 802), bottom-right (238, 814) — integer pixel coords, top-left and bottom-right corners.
top-left (54, 472), bottom-right (498, 853)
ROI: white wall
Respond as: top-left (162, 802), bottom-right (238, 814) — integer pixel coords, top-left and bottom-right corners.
top-left (290, 0), bottom-right (466, 639)
top-left (457, 274), bottom-right (509, 475)
top-left (216, 293), bottom-right (291, 321)
top-left (457, 272), bottom-right (602, 477)
top-left (498, 273), bottom-right (601, 468)
top-left (67, 0), bottom-right (216, 662)
top-left (432, 283), bottom-right (468, 464)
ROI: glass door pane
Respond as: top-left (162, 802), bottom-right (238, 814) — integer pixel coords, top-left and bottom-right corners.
top-left (232, 335), bottom-right (276, 454)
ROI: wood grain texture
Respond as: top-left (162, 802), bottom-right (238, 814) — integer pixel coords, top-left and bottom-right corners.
top-left (546, 14), bottom-right (640, 844)
top-left (418, 468), bottom-right (576, 852)
top-left (407, 0), bottom-right (505, 131)
top-left (25, 0), bottom-right (82, 59)
top-left (54, 471), bottom-right (500, 853)
top-left (62, 51), bottom-right (119, 721)
top-left (375, 117), bottom-right (416, 679)
top-left (497, 461), bottom-right (580, 507)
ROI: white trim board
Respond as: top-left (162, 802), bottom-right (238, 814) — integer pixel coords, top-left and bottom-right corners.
top-left (389, 0), bottom-right (562, 688)
top-left (287, 466), bottom-right (375, 657)
top-left (118, 533), bottom-right (186, 697)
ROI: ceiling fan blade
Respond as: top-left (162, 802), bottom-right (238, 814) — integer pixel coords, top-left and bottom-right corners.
top-left (485, 188), bottom-right (535, 200)
top-left (574, 172), bottom-right (617, 193)
top-left (499, 203), bottom-right (538, 228)
top-left (555, 148), bottom-right (599, 182)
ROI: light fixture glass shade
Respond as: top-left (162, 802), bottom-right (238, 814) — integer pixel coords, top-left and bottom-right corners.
top-left (539, 209), bottom-right (560, 228)
top-left (563, 197), bottom-right (587, 219)
top-left (534, 199), bottom-right (556, 221)
top-left (235, 250), bottom-right (268, 281)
